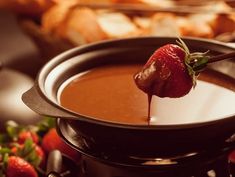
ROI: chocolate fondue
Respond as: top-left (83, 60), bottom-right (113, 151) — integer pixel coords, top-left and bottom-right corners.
top-left (59, 64), bottom-right (235, 125)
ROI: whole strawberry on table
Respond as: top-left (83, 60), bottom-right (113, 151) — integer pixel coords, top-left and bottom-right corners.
top-left (0, 118), bottom-right (81, 177)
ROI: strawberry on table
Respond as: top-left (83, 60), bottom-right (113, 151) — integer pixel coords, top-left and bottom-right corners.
top-left (0, 118), bottom-right (57, 176)
top-left (10, 141), bottom-right (45, 167)
top-left (41, 128), bottom-right (80, 161)
top-left (18, 130), bottom-right (39, 144)
top-left (134, 38), bottom-right (209, 98)
top-left (229, 150), bottom-right (235, 163)
top-left (6, 156), bottom-right (38, 177)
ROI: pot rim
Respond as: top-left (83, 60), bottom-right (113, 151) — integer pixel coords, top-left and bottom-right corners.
top-left (35, 36), bottom-right (235, 130)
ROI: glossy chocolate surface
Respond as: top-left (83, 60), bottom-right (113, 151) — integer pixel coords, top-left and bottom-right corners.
top-left (59, 65), bottom-right (235, 125)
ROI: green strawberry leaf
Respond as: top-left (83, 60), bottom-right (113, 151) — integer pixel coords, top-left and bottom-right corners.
top-left (5, 121), bottom-right (25, 142)
top-left (11, 139), bottom-right (42, 167)
top-left (36, 117), bottom-right (56, 136)
top-left (21, 139), bottom-right (41, 167)
top-left (6, 123), bottom-right (19, 141)
top-left (192, 56), bottom-right (209, 73)
top-left (2, 153), bottom-right (8, 173)
top-left (22, 139), bottom-right (34, 155)
top-left (0, 148), bottom-right (11, 154)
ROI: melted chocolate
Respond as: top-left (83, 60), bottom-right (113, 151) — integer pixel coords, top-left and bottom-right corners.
top-left (59, 64), bottom-right (235, 125)
top-left (60, 65), bottom-right (149, 125)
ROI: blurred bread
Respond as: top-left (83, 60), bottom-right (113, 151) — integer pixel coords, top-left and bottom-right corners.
top-left (64, 8), bottom-right (108, 45)
top-left (112, 0), bottom-right (174, 7)
top-left (148, 13), bottom-right (183, 37)
top-left (191, 0), bottom-right (235, 36)
top-left (20, 20), bottom-right (73, 61)
top-left (0, 0), bottom-right (55, 16)
top-left (212, 14), bottom-right (235, 35)
top-left (149, 13), bottom-right (214, 38)
top-left (42, 4), bottom-right (142, 45)
top-left (41, 2), bottom-right (76, 39)
top-left (10, 0), bottom-right (235, 61)
top-left (184, 14), bottom-right (214, 38)
top-left (97, 11), bottom-right (141, 38)
top-left (188, 13), bottom-right (235, 36)
top-left (201, 1), bottom-right (233, 14)
top-left (77, 0), bottom-right (113, 3)
top-left (133, 16), bottom-right (151, 29)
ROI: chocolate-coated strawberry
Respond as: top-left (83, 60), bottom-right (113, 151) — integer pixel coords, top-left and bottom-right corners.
top-left (6, 156), bottom-right (38, 177)
top-left (134, 39), bottom-right (209, 98)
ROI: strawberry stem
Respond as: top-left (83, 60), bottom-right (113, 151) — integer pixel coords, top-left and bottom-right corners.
top-left (176, 38), bottom-right (210, 87)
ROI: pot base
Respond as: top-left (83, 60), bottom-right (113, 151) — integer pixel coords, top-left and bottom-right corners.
top-left (79, 155), bottom-right (230, 177)
top-left (57, 118), bottom-right (234, 177)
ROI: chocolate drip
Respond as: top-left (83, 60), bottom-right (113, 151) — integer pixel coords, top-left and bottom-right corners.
top-left (147, 93), bottom-right (152, 125)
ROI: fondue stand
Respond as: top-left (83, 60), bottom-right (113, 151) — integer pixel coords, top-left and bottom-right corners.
top-left (57, 119), bottom-right (235, 177)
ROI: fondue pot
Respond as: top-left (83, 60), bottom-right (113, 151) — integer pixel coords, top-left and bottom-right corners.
top-left (22, 37), bottom-right (235, 177)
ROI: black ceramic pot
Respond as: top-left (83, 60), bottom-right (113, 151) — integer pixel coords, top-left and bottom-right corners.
top-left (22, 37), bottom-right (235, 162)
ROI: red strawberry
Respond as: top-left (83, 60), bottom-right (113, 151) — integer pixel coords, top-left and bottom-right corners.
top-left (134, 39), bottom-right (208, 98)
top-left (34, 145), bottom-right (45, 163)
top-left (229, 150), bottom-right (235, 163)
top-left (6, 156), bottom-right (38, 177)
top-left (34, 145), bottom-right (46, 168)
top-left (11, 143), bottom-right (45, 167)
top-left (18, 130), bottom-right (39, 144)
top-left (11, 144), bottom-right (43, 158)
top-left (41, 128), bottom-right (80, 161)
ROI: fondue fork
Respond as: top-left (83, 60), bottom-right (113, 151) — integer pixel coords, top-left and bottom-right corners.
top-left (189, 51), bottom-right (235, 72)
top-left (209, 51), bottom-right (235, 63)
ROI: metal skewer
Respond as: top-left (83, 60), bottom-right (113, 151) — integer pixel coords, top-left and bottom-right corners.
top-left (209, 51), bottom-right (235, 63)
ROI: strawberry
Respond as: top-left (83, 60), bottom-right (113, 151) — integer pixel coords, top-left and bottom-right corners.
top-left (6, 156), bottom-right (38, 177)
top-left (41, 128), bottom-right (80, 161)
top-left (10, 138), bottom-right (45, 168)
top-left (34, 145), bottom-right (45, 165)
top-left (229, 150), bottom-right (235, 163)
top-left (18, 130), bottom-right (39, 144)
top-left (11, 143), bottom-right (45, 167)
top-left (134, 38), bottom-right (209, 98)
